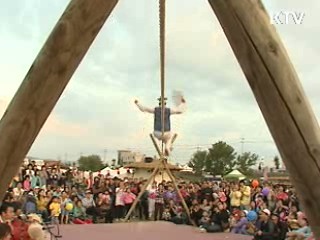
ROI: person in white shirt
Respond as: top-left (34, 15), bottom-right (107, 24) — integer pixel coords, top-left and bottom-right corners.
top-left (13, 182), bottom-right (24, 199)
top-left (134, 95), bottom-right (186, 156)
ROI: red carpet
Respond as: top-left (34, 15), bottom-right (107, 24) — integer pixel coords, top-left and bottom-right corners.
top-left (58, 222), bottom-right (252, 240)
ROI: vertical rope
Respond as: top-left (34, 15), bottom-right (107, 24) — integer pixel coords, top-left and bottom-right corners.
top-left (159, 0), bottom-right (166, 156)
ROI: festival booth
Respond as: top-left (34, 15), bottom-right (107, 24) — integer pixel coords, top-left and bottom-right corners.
top-left (124, 160), bottom-right (182, 184)
top-left (86, 167), bottom-right (131, 179)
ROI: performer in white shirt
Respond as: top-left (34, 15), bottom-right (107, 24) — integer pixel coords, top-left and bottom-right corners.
top-left (134, 94), bottom-right (186, 156)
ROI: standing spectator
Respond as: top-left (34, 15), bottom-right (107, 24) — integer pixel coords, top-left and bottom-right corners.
top-left (239, 180), bottom-right (251, 210)
top-left (25, 164), bottom-right (34, 177)
top-left (114, 182), bottom-right (125, 221)
top-left (31, 171), bottom-right (41, 189)
top-left (154, 184), bottom-right (165, 221)
top-left (123, 188), bottom-right (136, 219)
top-left (48, 196), bottom-right (61, 224)
top-left (60, 191), bottom-right (71, 224)
top-left (148, 184), bottom-right (157, 219)
top-left (39, 166), bottom-right (48, 189)
top-left (49, 169), bottom-right (59, 188)
top-left (230, 184), bottom-right (242, 210)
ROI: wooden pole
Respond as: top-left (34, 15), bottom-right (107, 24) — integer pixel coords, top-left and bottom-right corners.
top-left (0, 0), bottom-right (118, 201)
top-left (150, 134), bottom-right (162, 156)
top-left (163, 161), bottom-right (195, 226)
top-left (124, 164), bottom-right (160, 221)
top-left (208, 0), bottom-right (320, 236)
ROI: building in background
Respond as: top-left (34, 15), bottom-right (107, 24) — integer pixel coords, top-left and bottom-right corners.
top-left (117, 150), bottom-right (145, 166)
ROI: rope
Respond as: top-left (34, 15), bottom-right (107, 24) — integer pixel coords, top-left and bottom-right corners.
top-left (159, 0), bottom-right (166, 156)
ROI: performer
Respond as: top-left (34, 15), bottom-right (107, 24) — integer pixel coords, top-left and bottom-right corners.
top-left (134, 95), bottom-right (186, 156)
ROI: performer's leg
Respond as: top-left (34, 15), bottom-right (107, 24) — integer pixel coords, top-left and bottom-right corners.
top-left (163, 132), bottom-right (173, 156)
top-left (153, 131), bottom-right (162, 141)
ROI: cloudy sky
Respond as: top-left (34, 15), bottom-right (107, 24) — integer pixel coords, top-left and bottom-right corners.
top-left (0, 0), bottom-right (319, 166)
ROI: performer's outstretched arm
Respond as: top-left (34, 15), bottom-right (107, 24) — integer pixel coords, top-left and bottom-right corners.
top-left (135, 100), bottom-right (154, 113)
top-left (171, 97), bottom-right (186, 115)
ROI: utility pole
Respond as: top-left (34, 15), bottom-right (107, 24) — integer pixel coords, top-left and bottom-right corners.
top-left (103, 149), bottom-right (107, 164)
top-left (240, 138), bottom-right (245, 154)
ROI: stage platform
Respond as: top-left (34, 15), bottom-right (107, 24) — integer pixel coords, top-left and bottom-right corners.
top-left (58, 221), bottom-right (252, 240)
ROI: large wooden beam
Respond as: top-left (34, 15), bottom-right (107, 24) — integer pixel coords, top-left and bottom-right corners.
top-left (208, 0), bottom-right (320, 236)
top-left (0, 0), bottom-right (118, 200)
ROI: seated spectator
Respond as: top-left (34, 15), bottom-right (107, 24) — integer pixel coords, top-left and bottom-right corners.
top-left (13, 183), bottom-right (24, 200)
top-left (287, 212), bottom-right (299, 231)
top-left (23, 193), bottom-right (37, 215)
top-left (199, 201), bottom-right (230, 233)
top-left (171, 206), bottom-right (187, 225)
top-left (231, 210), bottom-right (248, 234)
top-left (286, 214), bottom-right (311, 240)
top-left (36, 191), bottom-right (49, 222)
top-left (271, 213), bottom-right (288, 240)
top-left (162, 207), bottom-right (171, 221)
top-left (199, 211), bottom-right (211, 226)
top-left (72, 200), bottom-right (92, 224)
top-left (190, 204), bottom-right (203, 226)
top-left (27, 214), bottom-right (46, 240)
top-left (254, 209), bottom-right (276, 240)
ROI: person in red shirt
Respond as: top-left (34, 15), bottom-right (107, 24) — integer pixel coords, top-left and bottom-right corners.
top-left (276, 186), bottom-right (288, 202)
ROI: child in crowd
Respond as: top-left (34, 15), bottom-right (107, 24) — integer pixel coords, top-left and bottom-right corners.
top-left (48, 196), bottom-right (61, 224)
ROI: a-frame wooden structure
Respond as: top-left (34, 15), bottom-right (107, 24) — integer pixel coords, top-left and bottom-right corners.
top-left (0, 0), bottom-right (320, 237)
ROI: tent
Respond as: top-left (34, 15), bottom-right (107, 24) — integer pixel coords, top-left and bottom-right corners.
top-left (224, 170), bottom-right (246, 180)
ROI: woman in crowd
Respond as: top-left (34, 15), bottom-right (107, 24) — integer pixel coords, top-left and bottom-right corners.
top-left (1, 161), bottom-right (316, 240)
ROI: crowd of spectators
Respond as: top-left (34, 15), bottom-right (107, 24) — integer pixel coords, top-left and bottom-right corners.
top-left (0, 161), bottom-right (316, 240)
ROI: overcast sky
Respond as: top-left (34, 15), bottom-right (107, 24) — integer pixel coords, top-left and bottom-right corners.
top-left (0, 0), bottom-right (319, 166)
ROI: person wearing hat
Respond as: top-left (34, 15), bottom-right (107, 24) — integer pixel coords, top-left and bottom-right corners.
top-left (27, 214), bottom-right (46, 240)
top-left (134, 95), bottom-right (186, 156)
top-left (286, 214), bottom-right (312, 240)
top-left (231, 210), bottom-right (248, 234)
top-left (254, 209), bottom-right (276, 240)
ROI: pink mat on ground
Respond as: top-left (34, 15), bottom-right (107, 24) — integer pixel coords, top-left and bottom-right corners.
top-left (58, 221), bottom-right (252, 240)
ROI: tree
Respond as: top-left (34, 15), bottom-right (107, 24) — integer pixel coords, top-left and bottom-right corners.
top-left (236, 152), bottom-right (259, 175)
top-left (274, 156), bottom-right (280, 169)
top-left (77, 155), bottom-right (104, 172)
top-left (188, 150), bottom-right (208, 175)
top-left (206, 141), bottom-right (237, 176)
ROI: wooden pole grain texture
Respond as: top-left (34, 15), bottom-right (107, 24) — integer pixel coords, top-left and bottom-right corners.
top-left (208, 0), bottom-right (320, 237)
top-left (0, 0), bottom-right (118, 201)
